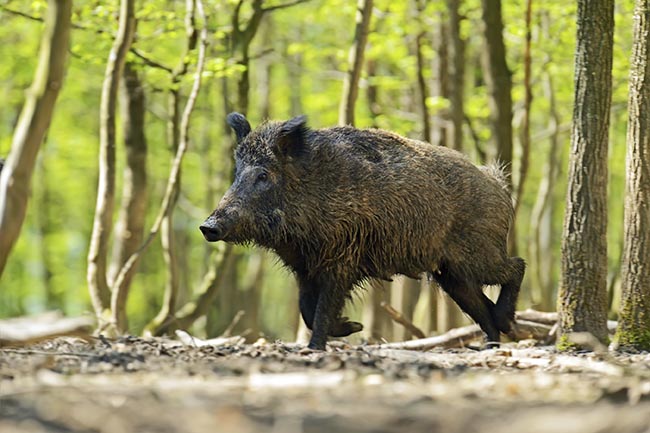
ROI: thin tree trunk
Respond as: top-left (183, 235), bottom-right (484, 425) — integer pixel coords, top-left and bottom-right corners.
top-left (259, 17), bottom-right (273, 120)
top-left (35, 159), bottom-right (61, 310)
top-left (391, 277), bottom-right (421, 341)
top-left (286, 25), bottom-right (304, 117)
top-left (231, 0), bottom-right (264, 115)
top-left (436, 290), bottom-right (463, 333)
top-left (432, 18), bottom-right (449, 148)
top-left (109, 62), bottom-right (148, 294)
top-left (514, 0), bottom-right (533, 218)
top-left (414, 0), bottom-right (431, 143)
top-left (480, 0), bottom-right (515, 255)
top-left (110, 0), bottom-right (208, 334)
top-left (149, 0), bottom-right (198, 334)
top-left (87, 0), bottom-right (136, 324)
top-left (529, 68), bottom-right (560, 312)
top-left (614, 0), bottom-right (650, 351)
top-left (0, 0), bottom-right (72, 279)
top-left (364, 280), bottom-right (393, 343)
top-left (558, 0), bottom-right (613, 347)
top-left (480, 0), bottom-right (513, 184)
top-left (152, 245), bottom-right (235, 335)
top-left (339, 0), bottom-right (373, 126)
top-left (366, 59), bottom-right (381, 127)
top-left (447, 0), bottom-right (464, 152)
top-left (240, 251), bottom-right (265, 341)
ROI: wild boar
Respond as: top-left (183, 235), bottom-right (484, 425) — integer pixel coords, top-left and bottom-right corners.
top-left (200, 113), bottom-right (525, 350)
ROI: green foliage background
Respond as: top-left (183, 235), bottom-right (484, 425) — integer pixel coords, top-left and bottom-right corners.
top-left (0, 0), bottom-right (635, 338)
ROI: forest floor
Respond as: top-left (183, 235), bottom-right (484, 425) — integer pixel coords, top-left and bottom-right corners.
top-left (1, 336), bottom-right (650, 433)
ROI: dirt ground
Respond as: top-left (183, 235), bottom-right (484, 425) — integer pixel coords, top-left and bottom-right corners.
top-left (1, 336), bottom-right (650, 433)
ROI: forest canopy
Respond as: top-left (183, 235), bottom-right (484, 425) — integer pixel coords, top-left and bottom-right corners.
top-left (0, 0), bottom-right (639, 344)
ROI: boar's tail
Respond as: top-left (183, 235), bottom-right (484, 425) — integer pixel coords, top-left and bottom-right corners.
top-left (480, 162), bottom-right (511, 194)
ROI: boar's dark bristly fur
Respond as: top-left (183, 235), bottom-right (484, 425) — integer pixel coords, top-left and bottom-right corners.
top-left (200, 113), bottom-right (526, 350)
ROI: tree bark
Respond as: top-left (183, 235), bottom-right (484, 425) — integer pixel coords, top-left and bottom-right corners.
top-left (413, 0), bottom-right (431, 143)
top-left (87, 0), bottom-right (136, 324)
top-left (614, 0), bottom-right (650, 351)
top-left (558, 0), bottom-right (613, 347)
top-left (109, 62), bottom-right (148, 295)
top-left (514, 0), bottom-right (533, 217)
top-left (339, 0), bottom-right (374, 126)
top-left (286, 25), bottom-right (304, 117)
top-left (480, 0), bottom-right (513, 187)
top-left (0, 0), bottom-right (72, 279)
top-left (34, 160), bottom-right (61, 310)
top-left (432, 18), bottom-right (449, 148)
top-left (446, 0), bottom-right (464, 152)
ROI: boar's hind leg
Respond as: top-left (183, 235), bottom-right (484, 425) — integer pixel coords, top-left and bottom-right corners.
top-left (492, 257), bottom-right (526, 334)
top-left (435, 271), bottom-right (500, 347)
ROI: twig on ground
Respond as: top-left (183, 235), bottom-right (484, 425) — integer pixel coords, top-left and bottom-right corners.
top-left (221, 310), bottom-right (245, 338)
top-left (378, 324), bottom-right (484, 350)
top-left (0, 313), bottom-right (94, 347)
top-left (175, 330), bottom-right (244, 347)
top-left (380, 301), bottom-right (426, 339)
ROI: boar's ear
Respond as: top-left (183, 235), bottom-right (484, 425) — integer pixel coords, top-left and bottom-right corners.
top-left (273, 115), bottom-right (309, 159)
top-left (226, 112), bottom-right (251, 143)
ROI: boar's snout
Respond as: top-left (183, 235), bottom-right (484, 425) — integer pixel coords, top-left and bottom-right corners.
top-left (199, 218), bottom-right (225, 242)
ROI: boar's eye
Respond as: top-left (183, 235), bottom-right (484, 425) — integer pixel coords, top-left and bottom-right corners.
top-left (257, 172), bottom-right (269, 182)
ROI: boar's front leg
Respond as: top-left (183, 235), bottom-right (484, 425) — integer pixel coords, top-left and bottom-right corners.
top-left (298, 273), bottom-right (359, 350)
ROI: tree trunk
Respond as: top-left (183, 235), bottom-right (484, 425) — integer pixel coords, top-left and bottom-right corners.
top-left (514, 0), bottom-right (533, 218)
top-left (614, 0), bottom-right (650, 351)
top-left (436, 290), bottom-right (463, 333)
top-left (286, 25), bottom-right (304, 117)
top-left (87, 0), bottom-right (136, 324)
top-left (153, 0), bottom-right (198, 332)
top-left (481, 0), bottom-right (515, 255)
top-left (339, 0), bottom-right (374, 126)
top-left (529, 68), bottom-right (560, 312)
top-left (366, 59), bottom-right (381, 127)
top-left (0, 0), bottom-right (72, 279)
top-left (259, 17), bottom-right (274, 120)
top-left (109, 62), bottom-right (147, 295)
top-left (110, 0), bottom-right (208, 333)
top-left (432, 18), bottom-right (449, 148)
top-left (364, 280), bottom-right (393, 343)
top-left (446, 0), bottom-right (464, 152)
top-left (480, 0), bottom-right (513, 185)
top-left (391, 277), bottom-right (421, 341)
top-left (413, 0), bottom-right (431, 143)
top-left (558, 0), bottom-right (613, 347)
top-left (35, 160), bottom-right (61, 310)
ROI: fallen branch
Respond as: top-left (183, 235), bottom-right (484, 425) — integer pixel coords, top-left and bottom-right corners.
top-left (515, 309), bottom-right (618, 333)
top-left (378, 324), bottom-right (484, 350)
top-left (175, 330), bottom-right (244, 347)
top-left (509, 319), bottom-right (553, 341)
top-left (515, 309), bottom-right (558, 325)
top-left (0, 312), bottom-right (93, 347)
top-left (221, 310), bottom-right (245, 338)
top-left (380, 301), bottom-right (426, 339)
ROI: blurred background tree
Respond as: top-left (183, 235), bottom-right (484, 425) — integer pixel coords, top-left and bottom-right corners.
top-left (0, 0), bottom-right (640, 343)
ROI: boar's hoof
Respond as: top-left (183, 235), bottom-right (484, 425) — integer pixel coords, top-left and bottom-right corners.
top-left (484, 340), bottom-right (501, 349)
top-left (307, 341), bottom-right (327, 351)
top-left (329, 318), bottom-right (364, 337)
top-left (492, 309), bottom-right (515, 335)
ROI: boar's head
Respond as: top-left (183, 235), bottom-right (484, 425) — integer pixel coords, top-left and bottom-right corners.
top-left (200, 112), bottom-right (308, 246)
